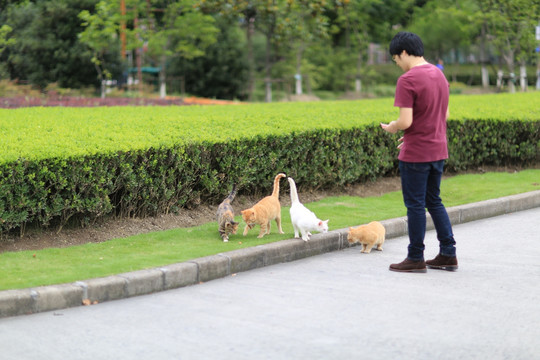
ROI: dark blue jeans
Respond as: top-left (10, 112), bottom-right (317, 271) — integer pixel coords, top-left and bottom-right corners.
top-left (399, 160), bottom-right (456, 261)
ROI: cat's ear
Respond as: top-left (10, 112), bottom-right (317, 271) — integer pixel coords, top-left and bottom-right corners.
top-left (324, 219), bottom-right (329, 223)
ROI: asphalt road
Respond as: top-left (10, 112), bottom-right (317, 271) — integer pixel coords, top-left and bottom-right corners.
top-left (1, 207), bottom-right (539, 360)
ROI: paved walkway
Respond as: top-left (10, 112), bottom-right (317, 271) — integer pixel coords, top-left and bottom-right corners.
top-left (0, 199), bottom-right (539, 359)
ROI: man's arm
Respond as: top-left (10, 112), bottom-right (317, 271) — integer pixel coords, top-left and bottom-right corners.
top-left (380, 107), bottom-right (413, 134)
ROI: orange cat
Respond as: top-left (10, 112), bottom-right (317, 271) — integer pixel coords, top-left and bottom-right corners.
top-left (347, 221), bottom-right (386, 253)
top-left (241, 173), bottom-right (286, 238)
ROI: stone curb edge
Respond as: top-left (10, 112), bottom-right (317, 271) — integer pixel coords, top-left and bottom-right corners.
top-left (1, 190), bottom-right (539, 318)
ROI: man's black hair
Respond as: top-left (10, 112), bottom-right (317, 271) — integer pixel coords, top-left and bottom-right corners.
top-left (389, 32), bottom-right (424, 57)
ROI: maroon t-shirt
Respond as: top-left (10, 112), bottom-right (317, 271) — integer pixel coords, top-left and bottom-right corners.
top-left (394, 63), bottom-right (449, 162)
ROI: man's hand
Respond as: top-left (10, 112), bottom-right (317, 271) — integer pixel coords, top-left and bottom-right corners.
top-left (381, 108), bottom-right (413, 135)
top-left (397, 136), bottom-right (404, 149)
top-left (380, 121), bottom-right (398, 134)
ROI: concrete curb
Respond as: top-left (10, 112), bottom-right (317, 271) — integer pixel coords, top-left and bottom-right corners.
top-left (2, 190), bottom-right (539, 318)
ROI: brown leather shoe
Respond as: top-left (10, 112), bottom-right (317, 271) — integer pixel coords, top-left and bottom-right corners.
top-left (389, 259), bottom-right (427, 273)
top-left (426, 254), bottom-right (458, 271)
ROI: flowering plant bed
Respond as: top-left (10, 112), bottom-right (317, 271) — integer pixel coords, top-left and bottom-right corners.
top-left (0, 96), bottom-right (187, 108)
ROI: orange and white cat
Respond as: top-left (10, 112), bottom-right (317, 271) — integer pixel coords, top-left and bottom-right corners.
top-left (241, 173), bottom-right (286, 238)
top-left (347, 221), bottom-right (385, 253)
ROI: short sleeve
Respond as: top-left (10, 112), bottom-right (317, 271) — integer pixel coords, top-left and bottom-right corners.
top-left (394, 76), bottom-right (414, 108)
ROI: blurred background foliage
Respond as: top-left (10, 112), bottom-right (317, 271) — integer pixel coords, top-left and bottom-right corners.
top-left (0, 0), bottom-right (539, 101)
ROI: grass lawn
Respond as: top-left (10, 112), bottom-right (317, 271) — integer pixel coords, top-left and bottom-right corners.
top-left (1, 169), bottom-right (539, 291)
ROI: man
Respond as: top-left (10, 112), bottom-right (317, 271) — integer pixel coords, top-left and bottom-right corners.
top-left (380, 32), bottom-right (457, 273)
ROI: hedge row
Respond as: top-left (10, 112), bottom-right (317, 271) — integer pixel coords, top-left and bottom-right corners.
top-left (4, 93), bottom-right (539, 164)
top-left (447, 120), bottom-right (540, 171)
top-left (1, 118), bottom-right (539, 235)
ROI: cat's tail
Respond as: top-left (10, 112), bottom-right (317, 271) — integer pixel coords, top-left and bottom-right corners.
top-left (227, 184), bottom-right (238, 203)
top-left (287, 177), bottom-right (300, 204)
top-left (271, 173), bottom-right (287, 198)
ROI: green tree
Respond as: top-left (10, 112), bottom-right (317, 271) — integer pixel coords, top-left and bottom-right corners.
top-left (3, 0), bottom-right (100, 89)
top-left (245, 0), bottom-right (322, 102)
top-left (0, 24), bottom-right (15, 78)
top-left (363, 0), bottom-right (416, 43)
top-left (145, 0), bottom-right (218, 98)
top-left (202, 0), bottom-right (320, 102)
top-left (315, 0), bottom-right (415, 93)
top-left (79, 0), bottom-right (139, 98)
top-left (201, 0), bottom-right (263, 101)
top-left (279, 0), bottom-right (329, 96)
top-left (0, 25), bottom-right (15, 55)
top-left (168, 16), bottom-right (248, 99)
top-left (333, 0), bottom-right (372, 93)
top-left (476, 0), bottom-right (540, 92)
top-left (408, 0), bottom-right (476, 62)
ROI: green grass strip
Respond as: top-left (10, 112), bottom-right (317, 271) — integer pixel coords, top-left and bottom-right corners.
top-left (0, 169), bottom-right (538, 291)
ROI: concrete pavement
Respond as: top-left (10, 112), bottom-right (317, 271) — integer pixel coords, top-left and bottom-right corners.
top-left (1, 190), bottom-right (539, 319)
top-left (0, 201), bottom-right (539, 359)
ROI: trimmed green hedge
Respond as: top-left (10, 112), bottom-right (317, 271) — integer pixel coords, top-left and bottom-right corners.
top-left (0, 93), bottom-right (539, 235)
top-left (447, 120), bottom-right (540, 171)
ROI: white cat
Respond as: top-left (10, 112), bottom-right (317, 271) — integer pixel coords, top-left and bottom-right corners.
top-left (287, 177), bottom-right (329, 241)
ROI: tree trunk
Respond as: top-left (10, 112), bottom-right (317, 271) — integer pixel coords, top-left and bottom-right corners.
top-left (481, 66), bottom-right (490, 88)
top-left (519, 63), bottom-right (527, 92)
top-left (94, 59), bottom-right (106, 99)
top-left (505, 53), bottom-right (516, 93)
top-left (100, 80), bottom-right (106, 99)
top-left (295, 75), bottom-right (302, 95)
top-left (246, 16), bottom-right (255, 102)
top-left (295, 44), bottom-right (304, 95)
top-left (180, 75), bottom-right (185, 96)
top-left (305, 74), bottom-right (312, 94)
top-left (264, 34), bottom-right (272, 103)
top-left (159, 56), bottom-right (167, 99)
top-left (496, 69), bottom-right (503, 89)
top-left (355, 48), bottom-right (362, 94)
top-left (537, 50), bottom-right (540, 90)
top-left (265, 79), bottom-right (272, 103)
top-left (479, 24), bottom-right (490, 88)
top-left (537, 67), bottom-right (540, 90)
top-left (355, 78), bottom-right (361, 93)
top-left (134, 17), bottom-right (143, 96)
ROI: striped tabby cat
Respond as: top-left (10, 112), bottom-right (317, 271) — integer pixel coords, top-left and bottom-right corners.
top-left (217, 184), bottom-right (239, 242)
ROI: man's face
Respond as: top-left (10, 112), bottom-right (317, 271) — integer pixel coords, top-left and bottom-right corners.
top-left (392, 51), bottom-right (407, 72)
